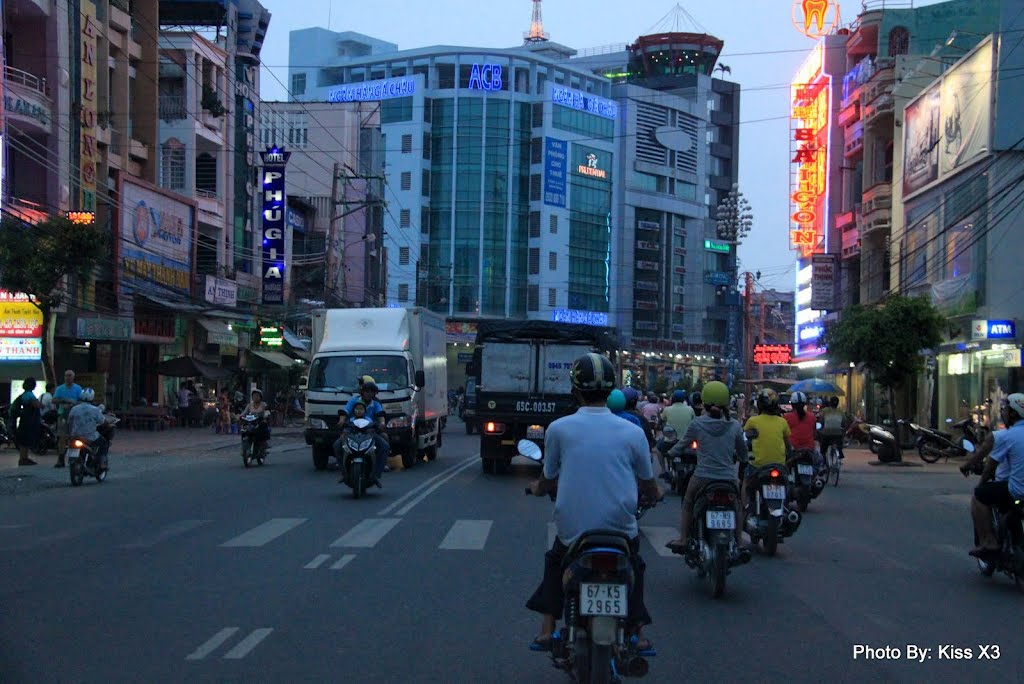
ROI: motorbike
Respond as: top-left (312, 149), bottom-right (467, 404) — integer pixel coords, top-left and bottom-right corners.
top-left (909, 419), bottom-right (975, 463)
top-left (68, 414), bottom-right (118, 486)
top-left (660, 430), bottom-right (696, 496)
top-left (339, 417), bottom-right (380, 499)
top-left (744, 462), bottom-right (801, 556)
top-left (519, 440), bottom-right (657, 682)
top-left (859, 422), bottom-right (902, 463)
top-left (239, 413), bottom-right (268, 468)
top-left (33, 413), bottom-right (59, 456)
top-left (844, 416), bottom-right (869, 447)
top-left (787, 448), bottom-right (825, 512)
top-left (969, 472), bottom-right (1024, 591)
top-left (671, 480), bottom-right (750, 598)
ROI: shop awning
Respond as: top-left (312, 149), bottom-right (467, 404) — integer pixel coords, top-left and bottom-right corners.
top-left (249, 350), bottom-right (295, 368)
top-left (283, 327), bottom-right (309, 351)
top-left (198, 318), bottom-right (238, 346)
top-left (138, 294), bottom-right (205, 312)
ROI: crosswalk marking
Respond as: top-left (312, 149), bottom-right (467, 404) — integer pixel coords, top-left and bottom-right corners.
top-left (330, 554), bottom-right (357, 570)
top-left (640, 526), bottom-right (679, 558)
top-left (439, 520), bottom-right (493, 550)
top-left (222, 628), bottom-right (273, 659)
top-left (186, 627), bottom-right (239, 661)
top-left (330, 518), bottom-right (401, 548)
top-left (304, 554), bottom-right (331, 569)
top-left (124, 519), bottom-right (211, 549)
top-left (221, 518), bottom-right (306, 548)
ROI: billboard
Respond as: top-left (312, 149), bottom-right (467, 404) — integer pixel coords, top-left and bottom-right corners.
top-left (789, 43), bottom-right (831, 258)
top-left (903, 84), bottom-right (940, 197)
top-left (119, 178), bottom-right (196, 296)
top-left (543, 137), bottom-right (567, 207)
top-left (260, 147), bottom-right (291, 305)
top-left (810, 254), bottom-right (836, 311)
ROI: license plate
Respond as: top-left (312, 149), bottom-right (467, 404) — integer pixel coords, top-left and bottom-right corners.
top-left (706, 510), bottom-right (736, 529)
top-left (762, 484), bottom-right (786, 499)
top-left (65, 448), bottom-right (80, 460)
top-left (527, 425), bottom-right (545, 439)
top-left (797, 464), bottom-right (814, 475)
top-left (580, 583), bottom-right (627, 617)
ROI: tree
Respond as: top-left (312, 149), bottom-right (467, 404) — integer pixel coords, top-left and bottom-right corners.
top-left (0, 215), bottom-right (109, 386)
top-left (823, 295), bottom-right (945, 424)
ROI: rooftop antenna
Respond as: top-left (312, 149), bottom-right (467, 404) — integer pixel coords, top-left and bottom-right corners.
top-left (645, 2), bottom-right (708, 34)
top-left (524, 0), bottom-right (550, 44)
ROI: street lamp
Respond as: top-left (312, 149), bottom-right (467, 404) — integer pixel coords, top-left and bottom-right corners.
top-left (714, 184), bottom-right (754, 388)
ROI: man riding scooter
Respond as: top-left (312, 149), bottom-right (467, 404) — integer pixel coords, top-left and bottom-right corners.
top-left (67, 388), bottom-right (110, 470)
top-left (334, 379), bottom-right (391, 486)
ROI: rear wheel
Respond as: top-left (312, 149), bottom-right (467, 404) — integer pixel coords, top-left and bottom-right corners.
top-left (401, 442), bottom-right (418, 469)
top-left (69, 461), bottom-right (84, 487)
top-left (425, 444), bottom-right (438, 461)
top-left (710, 545), bottom-right (728, 598)
top-left (573, 632), bottom-right (591, 683)
top-left (762, 517), bottom-right (779, 557)
top-left (590, 643), bottom-right (612, 684)
top-left (465, 421), bottom-right (474, 435)
top-left (482, 458), bottom-right (495, 474)
top-left (242, 442), bottom-right (252, 468)
top-left (918, 443), bottom-right (942, 464)
top-left (312, 446), bottom-right (330, 471)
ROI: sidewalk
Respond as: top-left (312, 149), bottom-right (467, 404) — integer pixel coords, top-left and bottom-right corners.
top-left (835, 444), bottom-right (967, 476)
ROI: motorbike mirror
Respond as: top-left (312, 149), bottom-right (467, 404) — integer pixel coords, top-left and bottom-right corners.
top-left (815, 422), bottom-right (822, 430)
top-left (963, 439), bottom-right (976, 453)
top-left (946, 418), bottom-right (953, 424)
top-left (517, 439), bottom-right (542, 461)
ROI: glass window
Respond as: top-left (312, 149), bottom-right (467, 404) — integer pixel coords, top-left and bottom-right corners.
top-left (946, 219), bottom-right (974, 279)
top-left (552, 105), bottom-right (614, 140)
top-left (381, 96), bottom-right (413, 123)
top-left (674, 180), bottom-right (696, 201)
top-left (291, 73), bottom-right (306, 96)
top-left (437, 64), bottom-right (456, 89)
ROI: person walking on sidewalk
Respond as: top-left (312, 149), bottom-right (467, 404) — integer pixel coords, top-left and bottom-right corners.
top-left (52, 370), bottom-right (83, 467)
top-left (13, 377), bottom-right (42, 466)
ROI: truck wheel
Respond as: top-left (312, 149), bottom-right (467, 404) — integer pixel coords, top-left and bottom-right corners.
top-left (312, 446), bottom-right (330, 471)
top-left (402, 442), bottom-right (418, 469)
top-left (482, 458), bottom-right (495, 474)
top-left (465, 421), bottom-right (474, 435)
top-left (495, 459), bottom-right (511, 475)
top-left (426, 444), bottom-right (439, 461)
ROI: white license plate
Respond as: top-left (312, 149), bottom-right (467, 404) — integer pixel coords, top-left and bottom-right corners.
top-left (527, 425), bottom-right (545, 439)
top-left (706, 510), bottom-right (736, 529)
top-left (580, 583), bottom-right (627, 617)
top-left (65, 448), bottom-right (80, 460)
top-left (797, 464), bottom-right (814, 475)
top-left (762, 484), bottom-right (786, 499)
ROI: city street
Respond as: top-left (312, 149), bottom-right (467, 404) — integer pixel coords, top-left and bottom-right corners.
top-left (1, 421), bottom-right (1023, 683)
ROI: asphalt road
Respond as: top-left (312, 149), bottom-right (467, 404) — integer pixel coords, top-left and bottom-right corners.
top-left (1, 421), bottom-right (1023, 683)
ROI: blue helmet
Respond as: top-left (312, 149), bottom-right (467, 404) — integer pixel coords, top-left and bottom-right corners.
top-left (607, 389), bottom-right (627, 412)
top-left (672, 390), bottom-right (687, 403)
top-left (622, 387), bottom-right (641, 408)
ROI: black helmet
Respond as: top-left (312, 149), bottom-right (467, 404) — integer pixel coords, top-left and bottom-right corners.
top-left (690, 391), bottom-right (703, 406)
top-left (570, 353), bottom-right (616, 392)
top-left (361, 382), bottom-right (378, 395)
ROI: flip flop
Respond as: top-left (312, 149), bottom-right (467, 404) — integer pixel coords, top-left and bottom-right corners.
top-left (630, 636), bottom-right (656, 655)
top-left (969, 547), bottom-right (999, 559)
top-left (529, 635), bottom-right (554, 652)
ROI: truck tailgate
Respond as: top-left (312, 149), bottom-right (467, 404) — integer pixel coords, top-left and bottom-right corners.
top-left (539, 344), bottom-right (594, 395)
top-left (481, 343), bottom-right (533, 393)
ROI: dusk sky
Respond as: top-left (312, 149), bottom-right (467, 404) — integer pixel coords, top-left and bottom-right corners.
top-left (254, 0), bottom-right (893, 294)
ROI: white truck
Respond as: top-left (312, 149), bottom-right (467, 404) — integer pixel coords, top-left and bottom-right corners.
top-left (303, 307), bottom-right (447, 470)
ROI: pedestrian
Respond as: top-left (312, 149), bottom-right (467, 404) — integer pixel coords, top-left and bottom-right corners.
top-left (52, 370), bottom-right (83, 467)
top-left (216, 391), bottom-right (232, 434)
top-left (13, 377), bottom-right (42, 466)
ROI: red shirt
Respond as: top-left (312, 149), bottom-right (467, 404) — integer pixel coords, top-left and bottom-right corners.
top-left (785, 410), bottom-right (817, 450)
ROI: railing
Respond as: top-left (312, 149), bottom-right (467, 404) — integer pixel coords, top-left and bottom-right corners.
top-left (195, 188), bottom-right (220, 200)
top-left (576, 43), bottom-right (629, 58)
top-left (4, 65), bottom-right (47, 96)
top-left (861, 0), bottom-right (915, 10)
top-left (159, 95), bottom-right (187, 121)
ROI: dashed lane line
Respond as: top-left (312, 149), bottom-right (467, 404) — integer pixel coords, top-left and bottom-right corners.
top-left (220, 518), bottom-right (307, 547)
top-left (186, 627), bottom-right (239, 661)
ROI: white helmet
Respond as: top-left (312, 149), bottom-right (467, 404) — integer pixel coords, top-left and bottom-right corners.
top-left (81, 388), bottom-right (96, 402)
top-left (791, 391), bottom-right (808, 404)
top-left (1005, 393), bottom-right (1024, 419)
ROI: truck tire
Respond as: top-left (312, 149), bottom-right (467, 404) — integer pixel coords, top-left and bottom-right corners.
top-left (465, 421), bottom-right (474, 435)
top-left (482, 458), bottom-right (495, 474)
top-left (312, 446), bottom-right (331, 471)
top-left (402, 441), bottom-right (418, 469)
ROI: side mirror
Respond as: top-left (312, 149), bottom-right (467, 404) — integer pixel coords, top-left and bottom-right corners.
top-left (415, 370), bottom-right (425, 388)
top-left (945, 417), bottom-right (953, 424)
top-left (963, 439), bottom-right (976, 453)
top-left (815, 422), bottom-right (823, 430)
top-left (517, 439), bottom-right (542, 461)
top-left (299, 375), bottom-right (308, 391)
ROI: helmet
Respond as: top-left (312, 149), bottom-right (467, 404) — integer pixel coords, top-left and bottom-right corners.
top-left (672, 390), bottom-right (687, 403)
top-left (361, 382), bottom-right (378, 395)
top-left (662, 425), bottom-right (678, 441)
top-left (690, 391), bottom-right (703, 406)
top-left (251, 388), bottom-right (264, 399)
top-left (702, 381), bottom-right (730, 409)
top-left (791, 391), bottom-right (808, 405)
top-left (81, 388), bottom-right (96, 402)
top-left (361, 375), bottom-right (376, 385)
top-left (622, 387), bottom-right (641, 408)
top-left (1005, 393), bottom-right (1024, 419)
top-left (570, 353), bottom-right (616, 392)
top-left (607, 389), bottom-right (627, 412)
top-left (757, 388), bottom-right (779, 408)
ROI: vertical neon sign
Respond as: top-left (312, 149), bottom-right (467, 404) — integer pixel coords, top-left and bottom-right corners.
top-left (260, 147), bottom-right (290, 305)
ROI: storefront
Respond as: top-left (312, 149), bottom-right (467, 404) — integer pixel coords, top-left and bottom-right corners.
top-left (938, 340), bottom-right (1022, 430)
top-left (0, 291), bottom-right (45, 401)
top-left (446, 321), bottom-right (478, 391)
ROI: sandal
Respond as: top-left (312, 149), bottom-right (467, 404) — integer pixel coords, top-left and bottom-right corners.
top-left (530, 635), bottom-right (554, 652)
top-left (630, 636), bottom-right (655, 654)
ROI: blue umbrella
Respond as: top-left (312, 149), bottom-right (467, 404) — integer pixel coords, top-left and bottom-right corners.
top-left (788, 378), bottom-right (845, 396)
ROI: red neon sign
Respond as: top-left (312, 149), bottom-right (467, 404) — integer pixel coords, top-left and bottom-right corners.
top-left (790, 47), bottom-right (831, 258)
top-left (753, 344), bottom-right (793, 365)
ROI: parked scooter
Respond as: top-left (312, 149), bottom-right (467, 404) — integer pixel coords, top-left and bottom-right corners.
top-left (908, 419), bottom-right (975, 463)
top-left (744, 462), bottom-right (801, 555)
top-left (68, 414), bottom-right (118, 486)
top-left (33, 413), bottom-right (59, 456)
top-left (519, 440), bottom-right (657, 682)
top-left (239, 413), bottom-right (269, 468)
top-left (339, 417), bottom-right (380, 498)
top-left (859, 422), bottom-right (902, 462)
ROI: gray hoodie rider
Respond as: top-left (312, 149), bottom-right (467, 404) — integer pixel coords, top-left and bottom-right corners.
top-left (669, 413), bottom-right (747, 481)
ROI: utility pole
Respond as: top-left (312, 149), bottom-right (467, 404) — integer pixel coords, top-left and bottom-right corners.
top-left (325, 162), bottom-right (341, 306)
top-left (758, 291), bottom-right (767, 381)
top-left (743, 270), bottom-right (754, 382)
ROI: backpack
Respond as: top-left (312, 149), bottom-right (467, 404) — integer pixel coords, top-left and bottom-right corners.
top-left (822, 409), bottom-right (845, 435)
top-left (8, 394), bottom-right (24, 423)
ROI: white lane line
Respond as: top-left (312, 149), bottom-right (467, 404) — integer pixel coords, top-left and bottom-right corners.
top-left (304, 554), bottom-right (331, 569)
top-left (186, 627), bottom-right (239, 661)
top-left (330, 554), bottom-right (357, 570)
top-left (934, 543), bottom-right (969, 558)
top-left (640, 526), bottom-right (679, 558)
top-left (330, 518), bottom-right (402, 548)
top-left (439, 520), bottom-right (493, 550)
top-left (547, 523), bottom-right (558, 549)
top-left (123, 519), bottom-right (212, 549)
top-left (378, 455), bottom-right (478, 516)
top-left (220, 518), bottom-right (306, 547)
top-left (393, 458), bottom-right (479, 516)
top-left (0, 524), bottom-right (29, 530)
top-left (222, 628), bottom-right (274, 660)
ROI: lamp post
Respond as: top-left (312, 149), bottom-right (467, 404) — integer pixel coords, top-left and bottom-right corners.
top-left (714, 184), bottom-right (753, 388)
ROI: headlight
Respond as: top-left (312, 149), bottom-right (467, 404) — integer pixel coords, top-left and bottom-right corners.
top-left (309, 417), bottom-right (328, 430)
top-left (387, 415), bottom-right (411, 429)
top-left (347, 436), bottom-right (374, 452)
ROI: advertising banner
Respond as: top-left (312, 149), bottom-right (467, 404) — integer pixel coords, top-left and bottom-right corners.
top-left (810, 254), bottom-right (836, 311)
top-left (0, 338), bottom-right (41, 361)
top-left (204, 275), bottom-right (238, 307)
top-left (0, 300), bottom-right (43, 337)
top-left (120, 179), bottom-right (195, 296)
top-left (445, 321), bottom-right (477, 344)
top-left (543, 137), bottom-right (567, 207)
top-left (940, 41), bottom-right (993, 176)
top-left (260, 147), bottom-right (290, 305)
top-left (571, 143), bottom-right (612, 183)
top-left (79, 0), bottom-right (98, 211)
top-left (903, 83), bottom-right (941, 197)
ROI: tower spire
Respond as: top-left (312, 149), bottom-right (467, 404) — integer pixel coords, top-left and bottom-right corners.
top-left (524, 0), bottom-right (550, 44)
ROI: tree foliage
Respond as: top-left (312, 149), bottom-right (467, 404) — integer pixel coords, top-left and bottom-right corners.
top-left (0, 215), bottom-right (109, 384)
top-left (823, 295), bottom-right (945, 392)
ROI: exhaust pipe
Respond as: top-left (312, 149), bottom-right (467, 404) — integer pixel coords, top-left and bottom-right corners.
top-left (787, 509), bottom-right (802, 525)
top-left (621, 656), bottom-right (649, 677)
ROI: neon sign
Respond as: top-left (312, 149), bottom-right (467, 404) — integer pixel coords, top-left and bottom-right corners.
top-left (468, 64), bottom-right (503, 91)
top-left (753, 344), bottom-right (793, 365)
top-left (326, 77), bottom-right (416, 103)
top-left (550, 85), bottom-right (618, 119)
top-left (789, 45), bottom-right (831, 258)
top-left (260, 147), bottom-right (290, 305)
top-left (792, 0), bottom-right (839, 39)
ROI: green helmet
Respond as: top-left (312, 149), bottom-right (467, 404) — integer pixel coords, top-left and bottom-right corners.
top-left (702, 381), bottom-right (730, 409)
top-left (606, 389), bottom-right (627, 412)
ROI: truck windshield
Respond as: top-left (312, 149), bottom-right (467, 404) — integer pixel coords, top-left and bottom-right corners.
top-left (307, 355), bottom-right (409, 392)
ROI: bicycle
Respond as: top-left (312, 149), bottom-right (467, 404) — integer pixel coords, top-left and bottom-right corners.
top-left (825, 442), bottom-right (841, 487)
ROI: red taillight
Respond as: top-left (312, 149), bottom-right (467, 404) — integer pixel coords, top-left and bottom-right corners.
top-left (770, 469), bottom-right (780, 478)
top-left (588, 553), bottom-right (620, 573)
top-left (72, 439), bottom-right (85, 448)
top-left (485, 422), bottom-right (505, 434)
top-left (708, 489), bottom-right (736, 506)
top-left (690, 441), bottom-right (698, 449)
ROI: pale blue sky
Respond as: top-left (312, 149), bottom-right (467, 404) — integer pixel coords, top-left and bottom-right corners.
top-left (257, 0), bottom-right (844, 292)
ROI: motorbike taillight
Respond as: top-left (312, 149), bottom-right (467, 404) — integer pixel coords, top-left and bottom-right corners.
top-left (690, 441), bottom-right (698, 450)
top-left (586, 552), bottom-right (623, 574)
top-left (770, 469), bottom-right (780, 478)
top-left (707, 489), bottom-right (735, 506)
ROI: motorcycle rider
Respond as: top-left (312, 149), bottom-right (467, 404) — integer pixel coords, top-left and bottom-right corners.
top-left (969, 393), bottom-right (1024, 557)
top-left (785, 391), bottom-right (823, 471)
top-left (607, 389), bottom-right (644, 429)
top-left (335, 380), bottom-right (390, 484)
top-left (666, 381), bottom-right (748, 555)
top-left (623, 387), bottom-right (657, 452)
top-left (662, 390), bottom-right (696, 440)
top-left (818, 396), bottom-right (848, 460)
top-left (742, 389), bottom-right (792, 519)
top-left (66, 388), bottom-right (110, 470)
top-left (527, 353), bottom-right (661, 653)
top-left (241, 389), bottom-right (272, 448)
top-left (690, 391), bottom-right (704, 417)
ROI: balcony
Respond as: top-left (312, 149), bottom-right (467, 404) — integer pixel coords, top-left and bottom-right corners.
top-left (159, 95), bottom-right (188, 121)
top-left (844, 121), bottom-right (864, 158)
top-left (838, 99), bottom-right (860, 127)
top-left (862, 93), bottom-right (894, 127)
top-left (858, 187), bottom-right (892, 239)
top-left (842, 227), bottom-right (861, 259)
top-left (835, 209), bottom-right (857, 232)
top-left (4, 65), bottom-right (52, 135)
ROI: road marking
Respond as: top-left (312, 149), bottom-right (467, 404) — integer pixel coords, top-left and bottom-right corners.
top-left (304, 554), bottom-right (331, 569)
top-left (186, 627), bottom-right (239, 660)
top-left (220, 518), bottom-right (306, 547)
top-left (330, 554), bottom-right (356, 570)
top-left (439, 520), bottom-right (493, 550)
top-left (934, 543), bottom-right (969, 558)
top-left (0, 524), bottom-right (29, 530)
top-left (123, 519), bottom-right (211, 549)
top-left (222, 628), bottom-right (273, 659)
top-left (393, 458), bottom-right (479, 516)
top-left (547, 523), bottom-right (557, 549)
top-left (378, 455), bottom-right (478, 516)
top-left (330, 518), bottom-right (401, 548)
top-left (640, 526), bottom-right (678, 558)
top-left (933, 493), bottom-right (973, 507)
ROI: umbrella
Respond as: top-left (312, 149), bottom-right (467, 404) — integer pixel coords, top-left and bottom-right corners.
top-left (151, 356), bottom-right (234, 380)
top-left (788, 378), bottom-right (845, 396)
